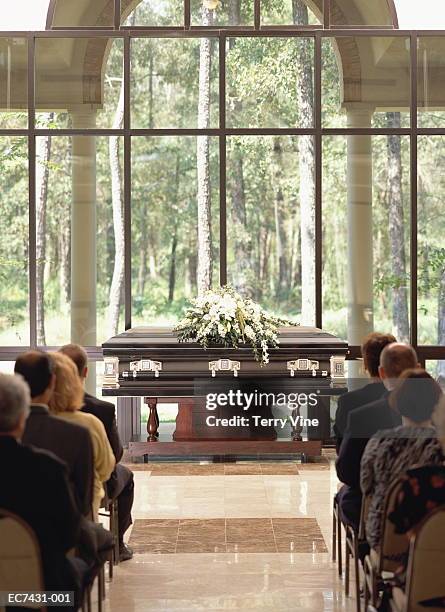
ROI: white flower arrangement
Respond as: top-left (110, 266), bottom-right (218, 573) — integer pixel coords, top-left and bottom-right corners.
top-left (174, 285), bottom-right (298, 365)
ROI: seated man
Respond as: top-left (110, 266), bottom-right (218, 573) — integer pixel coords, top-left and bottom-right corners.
top-left (15, 351), bottom-right (94, 517)
top-left (334, 332), bottom-right (396, 453)
top-left (335, 342), bottom-right (418, 531)
top-left (0, 373), bottom-right (85, 609)
top-left (60, 344), bottom-right (134, 561)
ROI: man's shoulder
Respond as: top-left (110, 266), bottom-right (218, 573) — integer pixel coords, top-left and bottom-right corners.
top-left (339, 383), bottom-right (384, 409)
top-left (347, 396), bottom-right (389, 433)
top-left (21, 441), bottom-right (68, 474)
top-left (82, 393), bottom-right (116, 420)
top-left (28, 410), bottom-right (91, 440)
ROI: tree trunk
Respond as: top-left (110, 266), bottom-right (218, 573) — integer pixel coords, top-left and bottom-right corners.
top-left (168, 228), bottom-right (178, 303)
top-left (107, 76), bottom-right (125, 337)
top-left (272, 138), bottom-right (287, 299)
top-left (36, 119), bottom-right (52, 346)
top-left (137, 48), bottom-right (153, 298)
top-left (228, 0), bottom-right (251, 295)
top-left (293, 0), bottom-right (316, 325)
top-left (386, 112), bottom-right (409, 342)
top-left (196, 7), bottom-right (213, 294)
top-left (168, 155), bottom-right (181, 302)
top-left (59, 211), bottom-right (70, 309)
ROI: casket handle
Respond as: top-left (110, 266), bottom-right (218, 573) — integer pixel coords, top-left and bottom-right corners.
top-left (209, 359), bottom-right (241, 378)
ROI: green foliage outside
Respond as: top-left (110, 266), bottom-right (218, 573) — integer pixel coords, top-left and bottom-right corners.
top-left (0, 2), bottom-right (444, 355)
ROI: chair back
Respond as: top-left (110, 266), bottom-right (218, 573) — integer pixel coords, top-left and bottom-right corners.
top-left (0, 509), bottom-right (45, 609)
top-left (358, 493), bottom-right (372, 540)
top-left (404, 507), bottom-right (445, 612)
top-left (378, 477), bottom-right (410, 573)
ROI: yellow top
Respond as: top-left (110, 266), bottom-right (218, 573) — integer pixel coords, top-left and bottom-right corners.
top-left (57, 410), bottom-right (115, 518)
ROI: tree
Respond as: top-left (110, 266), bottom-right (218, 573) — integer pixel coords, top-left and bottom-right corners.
top-left (196, 6), bottom-right (214, 293)
top-left (272, 138), bottom-right (288, 298)
top-left (228, 0), bottom-right (252, 296)
top-left (106, 72), bottom-right (125, 337)
top-left (386, 112), bottom-right (409, 342)
top-left (293, 0), bottom-right (315, 326)
top-left (35, 115), bottom-right (53, 345)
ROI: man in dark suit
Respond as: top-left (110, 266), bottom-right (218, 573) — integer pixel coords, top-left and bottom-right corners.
top-left (14, 351), bottom-right (94, 517)
top-left (335, 342), bottom-right (418, 531)
top-left (60, 344), bottom-right (134, 561)
top-left (0, 373), bottom-right (86, 609)
top-left (334, 332), bottom-right (396, 452)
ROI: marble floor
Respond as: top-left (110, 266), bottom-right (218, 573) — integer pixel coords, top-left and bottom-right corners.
top-left (103, 459), bottom-right (358, 611)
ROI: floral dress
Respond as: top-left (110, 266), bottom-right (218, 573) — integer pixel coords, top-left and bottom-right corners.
top-left (360, 426), bottom-right (444, 549)
top-left (388, 464), bottom-right (445, 535)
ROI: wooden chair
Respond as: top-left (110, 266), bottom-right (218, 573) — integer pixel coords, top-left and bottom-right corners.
top-left (364, 477), bottom-right (410, 609)
top-left (390, 507), bottom-right (445, 612)
top-left (98, 492), bottom-right (119, 579)
top-left (344, 493), bottom-right (371, 612)
top-left (332, 494), bottom-right (343, 576)
top-left (0, 509), bottom-right (47, 611)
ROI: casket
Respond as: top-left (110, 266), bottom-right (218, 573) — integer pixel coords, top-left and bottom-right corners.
top-left (102, 326), bottom-right (349, 458)
top-left (102, 326), bottom-right (349, 396)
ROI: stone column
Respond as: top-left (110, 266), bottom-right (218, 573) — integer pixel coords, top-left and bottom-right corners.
top-left (347, 109), bottom-right (373, 381)
top-left (71, 110), bottom-right (97, 394)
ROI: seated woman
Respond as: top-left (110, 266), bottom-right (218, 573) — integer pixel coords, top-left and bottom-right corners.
top-left (389, 395), bottom-right (445, 538)
top-left (360, 369), bottom-right (444, 550)
top-left (49, 352), bottom-right (115, 518)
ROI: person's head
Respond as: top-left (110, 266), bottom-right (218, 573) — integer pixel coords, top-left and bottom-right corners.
top-left (393, 369), bottom-right (442, 425)
top-left (361, 332), bottom-right (397, 378)
top-left (379, 342), bottom-right (419, 390)
top-left (48, 352), bottom-right (84, 415)
top-left (0, 373), bottom-right (31, 439)
top-left (59, 344), bottom-right (88, 380)
top-left (14, 350), bottom-right (55, 403)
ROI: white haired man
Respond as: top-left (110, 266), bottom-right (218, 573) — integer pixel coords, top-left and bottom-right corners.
top-left (0, 373), bottom-right (86, 610)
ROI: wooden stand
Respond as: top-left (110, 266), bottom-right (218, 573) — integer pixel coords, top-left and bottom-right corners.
top-left (145, 397), bottom-right (159, 441)
top-left (139, 395), bottom-right (323, 460)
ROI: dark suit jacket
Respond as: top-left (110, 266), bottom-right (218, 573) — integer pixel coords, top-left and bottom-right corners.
top-left (23, 404), bottom-right (94, 517)
top-left (335, 393), bottom-right (402, 489)
top-left (0, 436), bottom-right (81, 591)
top-left (334, 381), bottom-right (386, 453)
top-left (82, 393), bottom-right (123, 496)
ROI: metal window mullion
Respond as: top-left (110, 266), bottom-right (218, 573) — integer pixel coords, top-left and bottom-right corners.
top-left (124, 33), bottom-right (132, 330)
top-left (28, 34), bottom-right (37, 349)
top-left (410, 33), bottom-right (418, 348)
top-left (114, 0), bottom-right (121, 29)
top-left (315, 32), bottom-right (322, 329)
top-left (184, 0), bottom-right (191, 29)
top-left (323, 0), bottom-right (330, 29)
top-left (219, 33), bottom-right (227, 286)
top-left (254, 0), bottom-right (260, 30)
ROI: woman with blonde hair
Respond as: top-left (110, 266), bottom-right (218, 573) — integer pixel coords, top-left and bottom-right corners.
top-left (49, 352), bottom-right (115, 518)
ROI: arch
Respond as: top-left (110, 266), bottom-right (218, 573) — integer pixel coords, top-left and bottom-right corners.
top-left (46, 0), bottom-right (399, 30)
top-left (40, 0), bottom-right (403, 113)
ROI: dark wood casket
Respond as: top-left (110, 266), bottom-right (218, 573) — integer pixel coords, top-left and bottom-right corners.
top-left (102, 326), bottom-right (349, 460)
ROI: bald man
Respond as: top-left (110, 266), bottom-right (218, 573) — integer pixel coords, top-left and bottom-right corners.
top-left (335, 342), bottom-right (419, 531)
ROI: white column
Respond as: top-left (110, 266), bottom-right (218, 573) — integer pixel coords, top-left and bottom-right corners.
top-left (347, 109), bottom-right (373, 380)
top-left (71, 110), bottom-right (97, 395)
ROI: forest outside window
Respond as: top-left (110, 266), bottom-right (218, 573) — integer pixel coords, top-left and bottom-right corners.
top-left (1, 3), bottom-right (445, 366)
top-left (130, 37), bottom-right (219, 130)
top-left (226, 36), bottom-right (314, 129)
top-left (131, 136), bottom-right (220, 327)
top-left (322, 135), bottom-right (411, 343)
top-left (226, 135), bottom-right (315, 325)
